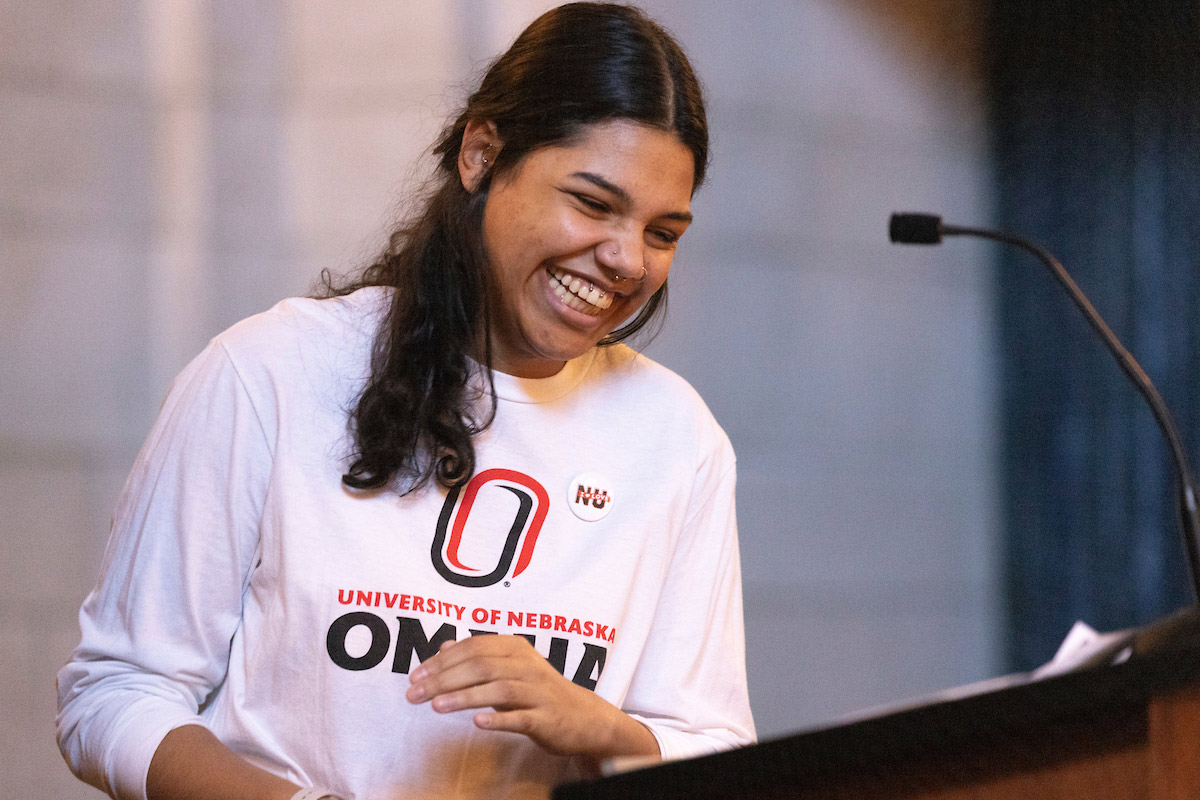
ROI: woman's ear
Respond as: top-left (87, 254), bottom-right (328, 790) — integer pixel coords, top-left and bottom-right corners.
top-left (459, 120), bottom-right (503, 192)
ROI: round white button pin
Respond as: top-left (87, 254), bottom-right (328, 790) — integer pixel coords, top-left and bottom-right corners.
top-left (567, 472), bottom-right (613, 521)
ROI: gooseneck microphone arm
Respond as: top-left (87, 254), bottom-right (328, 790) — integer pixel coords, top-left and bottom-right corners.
top-left (889, 212), bottom-right (1200, 603)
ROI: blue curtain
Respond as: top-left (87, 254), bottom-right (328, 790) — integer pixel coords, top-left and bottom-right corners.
top-left (989, 1), bottom-right (1200, 670)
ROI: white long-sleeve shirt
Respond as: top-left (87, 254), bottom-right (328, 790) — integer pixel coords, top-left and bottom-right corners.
top-left (57, 287), bottom-right (755, 800)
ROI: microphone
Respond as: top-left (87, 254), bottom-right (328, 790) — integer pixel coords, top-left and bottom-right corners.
top-left (888, 212), bottom-right (943, 244)
top-left (888, 211), bottom-right (1200, 603)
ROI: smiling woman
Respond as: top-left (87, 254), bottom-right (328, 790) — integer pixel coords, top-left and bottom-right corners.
top-left (329, 0), bottom-right (711, 495)
top-left (55, 5), bottom-right (754, 800)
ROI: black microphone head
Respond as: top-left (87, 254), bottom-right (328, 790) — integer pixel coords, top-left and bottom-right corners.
top-left (889, 212), bottom-right (944, 244)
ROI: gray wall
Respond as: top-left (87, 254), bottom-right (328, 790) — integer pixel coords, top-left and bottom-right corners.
top-left (645, 0), bottom-right (998, 735)
top-left (1, 2), bottom-right (995, 796)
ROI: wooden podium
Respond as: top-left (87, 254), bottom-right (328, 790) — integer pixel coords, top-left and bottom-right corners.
top-left (553, 608), bottom-right (1200, 800)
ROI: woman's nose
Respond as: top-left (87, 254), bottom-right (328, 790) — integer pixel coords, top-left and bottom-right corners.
top-left (597, 231), bottom-right (644, 282)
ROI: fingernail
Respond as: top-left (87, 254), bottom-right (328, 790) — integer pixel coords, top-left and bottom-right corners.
top-left (406, 683), bottom-right (427, 703)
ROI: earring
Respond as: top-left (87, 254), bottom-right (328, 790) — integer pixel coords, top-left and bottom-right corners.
top-left (481, 143), bottom-right (493, 167)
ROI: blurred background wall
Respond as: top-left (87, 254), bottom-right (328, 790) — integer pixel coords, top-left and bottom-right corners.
top-left (1, 1), bottom-right (997, 795)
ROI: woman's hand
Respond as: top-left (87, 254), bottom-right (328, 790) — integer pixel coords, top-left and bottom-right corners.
top-left (405, 635), bottom-right (659, 763)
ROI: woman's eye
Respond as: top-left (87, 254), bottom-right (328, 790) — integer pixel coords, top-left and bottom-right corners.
top-left (574, 194), bottom-right (609, 213)
top-left (648, 228), bottom-right (680, 247)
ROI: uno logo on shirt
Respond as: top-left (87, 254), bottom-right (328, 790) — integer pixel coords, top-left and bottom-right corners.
top-left (431, 468), bottom-right (549, 587)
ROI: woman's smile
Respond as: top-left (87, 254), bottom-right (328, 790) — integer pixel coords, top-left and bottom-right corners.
top-left (548, 268), bottom-right (615, 313)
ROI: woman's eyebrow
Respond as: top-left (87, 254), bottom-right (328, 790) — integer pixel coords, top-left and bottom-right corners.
top-left (570, 171), bottom-right (694, 223)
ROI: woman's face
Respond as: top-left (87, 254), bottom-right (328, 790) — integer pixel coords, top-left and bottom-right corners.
top-left (471, 119), bottom-right (695, 378)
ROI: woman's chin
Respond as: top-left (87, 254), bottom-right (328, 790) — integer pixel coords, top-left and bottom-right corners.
top-left (490, 328), bottom-right (605, 377)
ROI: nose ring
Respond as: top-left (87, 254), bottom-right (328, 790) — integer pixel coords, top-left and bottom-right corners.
top-left (606, 265), bottom-right (648, 283)
top-left (605, 241), bottom-right (648, 283)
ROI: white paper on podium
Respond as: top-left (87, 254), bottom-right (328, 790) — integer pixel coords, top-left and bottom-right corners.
top-left (595, 619), bottom-right (1139, 772)
top-left (828, 619), bottom-right (1134, 728)
top-left (1029, 620), bottom-right (1135, 679)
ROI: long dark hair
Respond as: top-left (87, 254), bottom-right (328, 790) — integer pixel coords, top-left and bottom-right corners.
top-left (328, 2), bottom-right (708, 493)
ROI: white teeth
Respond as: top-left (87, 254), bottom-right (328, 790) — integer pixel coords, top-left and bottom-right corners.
top-left (549, 269), bottom-right (613, 311)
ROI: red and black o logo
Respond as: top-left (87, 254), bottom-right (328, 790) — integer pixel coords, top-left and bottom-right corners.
top-left (431, 468), bottom-right (550, 587)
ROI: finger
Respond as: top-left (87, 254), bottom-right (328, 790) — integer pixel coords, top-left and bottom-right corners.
top-left (411, 634), bottom-right (531, 680)
top-left (407, 653), bottom-right (530, 704)
top-left (474, 708), bottom-right (574, 754)
top-left (429, 678), bottom-right (536, 714)
top-left (474, 708), bottom-right (537, 736)
top-left (406, 639), bottom-right (459, 683)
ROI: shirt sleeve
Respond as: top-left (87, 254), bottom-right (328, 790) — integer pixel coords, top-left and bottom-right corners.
top-left (56, 339), bottom-right (274, 800)
top-left (621, 442), bottom-right (757, 760)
